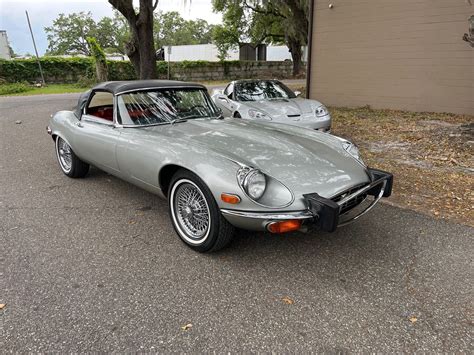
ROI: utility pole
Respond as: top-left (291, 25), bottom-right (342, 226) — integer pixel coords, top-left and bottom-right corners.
top-left (25, 10), bottom-right (45, 85)
top-left (167, 46), bottom-right (171, 80)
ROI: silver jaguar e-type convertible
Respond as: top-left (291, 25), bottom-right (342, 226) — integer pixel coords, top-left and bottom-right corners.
top-left (47, 80), bottom-right (393, 252)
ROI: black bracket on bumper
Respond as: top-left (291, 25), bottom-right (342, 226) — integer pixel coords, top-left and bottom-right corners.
top-left (303, 168), bottom-right (393, 233)
top-left (302, 193), bottom-right (340, 233)
top-left (368, 168), bottom-right (393, 198)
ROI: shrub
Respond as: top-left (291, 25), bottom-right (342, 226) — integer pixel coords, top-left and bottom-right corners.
top-left (86, 37), bottom-right (108, 82)
top-left (0, 57), bottom-right (93, 83)
top-left (0, 82), bottom-right (30, 95)
top-left (0, 57), bottom-right (295, 83)
top-left (76, 75), bottom-right (97, 87)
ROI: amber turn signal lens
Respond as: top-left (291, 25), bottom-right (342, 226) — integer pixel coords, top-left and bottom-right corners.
top-left (221, 193), bottom-right (241, 204)
top-left (267, 220), bottom-right (302, 233)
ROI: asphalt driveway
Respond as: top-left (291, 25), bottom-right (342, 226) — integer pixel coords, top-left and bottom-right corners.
top-left (0, 93), bottom-right (472, 352)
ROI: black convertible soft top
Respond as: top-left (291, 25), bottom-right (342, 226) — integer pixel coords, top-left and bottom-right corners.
top-left (93, 80), bottom-right (206, 95)
top-left (74, 80), bottom-right (207, 117)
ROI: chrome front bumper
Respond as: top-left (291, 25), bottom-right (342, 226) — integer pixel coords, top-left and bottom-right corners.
top-left (221, 168), bottom-right (393, 232)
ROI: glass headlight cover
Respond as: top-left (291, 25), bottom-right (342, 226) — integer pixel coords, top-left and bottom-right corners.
top-left (237, 168), bottom-right (267, 200)
top-left (342, 141), bottom-right (365, 165)
top-left (315, 105), bottom-right (329, 117)
top-left (248, 109), bottom-right (271, 120)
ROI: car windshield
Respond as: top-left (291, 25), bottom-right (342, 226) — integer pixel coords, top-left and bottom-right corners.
top-left (235, 81), bottom-right (296, 102)
top-left (117, 88), bottom-right (220, 126)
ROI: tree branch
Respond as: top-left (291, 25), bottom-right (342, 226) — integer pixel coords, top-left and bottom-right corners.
top-left (243, 0), bottom-right (286, 19)
top-left (108, 0), bottom-right (136, 22)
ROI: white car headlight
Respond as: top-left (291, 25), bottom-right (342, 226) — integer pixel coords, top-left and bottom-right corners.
top-left (237, 168), bottom-right (267, 200)
top-left (248, 109), bottom-right (271, 120)
top-left (315, 105), bottom-right (329, 117)
top-left (342, 141), bottom-right (365, 165)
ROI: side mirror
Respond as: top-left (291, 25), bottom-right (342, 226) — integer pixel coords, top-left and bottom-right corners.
top-left (294, 90), bottom-right (302, 97)
top-left (212, 89), bottom-right (224, 96)
top-left (216, 94), bottom-right (230, 103)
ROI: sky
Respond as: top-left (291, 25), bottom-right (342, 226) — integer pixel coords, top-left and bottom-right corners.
top-left (0, 0), bottom-right (222, 55)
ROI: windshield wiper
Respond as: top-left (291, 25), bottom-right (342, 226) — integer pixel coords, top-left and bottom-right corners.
top-left (170, 118), bottom-right (188, 126)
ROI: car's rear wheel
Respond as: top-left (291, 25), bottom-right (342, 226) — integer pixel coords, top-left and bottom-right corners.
top-left (55, 136), bottom-right (89, 178)
top-left (168, 169), bottom-right (234, 252)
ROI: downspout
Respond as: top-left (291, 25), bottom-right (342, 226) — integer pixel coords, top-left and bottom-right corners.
top-left (306, 0), bottom-right (315, 99)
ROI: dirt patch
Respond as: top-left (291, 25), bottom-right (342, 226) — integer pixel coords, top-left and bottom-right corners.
top-left (330, 106), bottom-right (474, 227)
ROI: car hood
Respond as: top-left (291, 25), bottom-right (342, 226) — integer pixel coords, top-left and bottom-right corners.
top-left (148, 118), bottom-right (369, 198)
top-left (243, 98), bottom-right (322, 119)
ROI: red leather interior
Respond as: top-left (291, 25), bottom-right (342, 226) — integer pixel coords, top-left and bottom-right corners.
top-left (87, 106), bottom-right (153, 122)
top-left (128, 108), bottom-right (152, 119)
top-left (88, 106), bottom-right (113, 121)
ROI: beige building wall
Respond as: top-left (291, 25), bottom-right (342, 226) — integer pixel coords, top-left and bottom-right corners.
top-left (308, 0), bottom-right (474, 115)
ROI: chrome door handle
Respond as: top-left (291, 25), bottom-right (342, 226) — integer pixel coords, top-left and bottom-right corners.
top-left (76, 122), bottom-right (83, 128)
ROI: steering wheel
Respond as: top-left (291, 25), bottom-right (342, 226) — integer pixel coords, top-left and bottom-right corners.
top-left (188, 104), bottom-right (207, 111)
top-left (186, 105), bottom-right (209, 116)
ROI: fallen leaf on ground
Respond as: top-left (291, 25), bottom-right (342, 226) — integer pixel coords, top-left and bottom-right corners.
top-left (0, 304), bottom-right (6, 309)
top-left (128, 220), bottom-right (136, 225)
top-left (181, 323), bottom-right (192, 331)
top-left (282, 296), bottom-right (294, 305)
top-left (409, 316), bottom-right (418, 323)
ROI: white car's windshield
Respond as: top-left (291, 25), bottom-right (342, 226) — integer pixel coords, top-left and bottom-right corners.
top-left (235, 81), bottom-right (296, 102)
top-left (117, 88), bottom-right (220, 126)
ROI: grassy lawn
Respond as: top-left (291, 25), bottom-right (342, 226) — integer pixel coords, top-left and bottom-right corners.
top-left (0, 84), bottom-right (89, 96)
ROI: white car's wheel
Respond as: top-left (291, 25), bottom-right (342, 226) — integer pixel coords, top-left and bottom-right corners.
top-left (168, 169), bottom-right (234, 252)
top-left (55, 136), bottom-right (89, 178)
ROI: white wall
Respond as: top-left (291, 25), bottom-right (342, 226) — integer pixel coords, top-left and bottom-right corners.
top-left (0, 31), bottom-right (11, 60)
top-left (162, 43), bottom-right (307, 62)
top-left (267, 46), bottom-right (292, 61)
top-left (267, 45), bottom-right (308, 61)
top-left (163, 44), bottom-right (239, 62)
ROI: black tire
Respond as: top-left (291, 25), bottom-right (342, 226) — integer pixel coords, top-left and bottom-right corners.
top-left (234, 111), bottom-right (242, 118)
top-left (168, 169), bottom-right (234, 252)
top-left (55, 136), bottom-right (89, 178)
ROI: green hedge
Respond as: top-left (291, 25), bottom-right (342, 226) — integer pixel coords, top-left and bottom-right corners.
top-left (0, 57), bottom-right (143, 82)
top-left (0, 57), bottom-right (293, 83)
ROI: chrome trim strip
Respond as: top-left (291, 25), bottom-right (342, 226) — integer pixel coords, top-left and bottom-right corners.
top-left (220, 209), bottom-right (313, 220)
top-left (338, 180), bottom-right (387, 227)
top-left (336, 177), bottom-right (386, 207)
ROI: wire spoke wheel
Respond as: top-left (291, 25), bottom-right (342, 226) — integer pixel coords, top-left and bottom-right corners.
top-left (173, 181), bottom-right (210, 241)
top-left (57, 137), bottom-right (72, 172)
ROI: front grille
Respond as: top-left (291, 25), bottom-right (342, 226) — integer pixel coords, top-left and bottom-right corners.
top-left (332, 184), bottom-right (368, 214)
top-left (287, 114), bottom-right (301, 117)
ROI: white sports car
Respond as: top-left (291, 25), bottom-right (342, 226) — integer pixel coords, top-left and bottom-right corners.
top-left (211, 79), bottom-right (331, 132)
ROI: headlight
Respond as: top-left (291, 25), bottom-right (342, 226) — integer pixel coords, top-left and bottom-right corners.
top-left (237, 168), bottom-right (267, 200)
top-left (342, 141), bottom-right (365, 165)
top-left (248, 109), bottom-right (271, 120)
top-left (315, 105), bottom-right (328, 117)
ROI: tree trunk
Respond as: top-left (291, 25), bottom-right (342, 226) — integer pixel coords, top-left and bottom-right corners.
top-left (288, 38), bottom-right (303, 77)
top-left (109, 0), bottom-right (157, 79)
top-left (125, 36), bottom-right (141, 76)
top-left (136, 0), bottom-right (157, 79)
